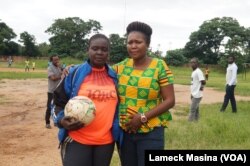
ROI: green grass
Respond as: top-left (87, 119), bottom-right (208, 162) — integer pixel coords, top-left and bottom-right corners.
top-left (110, 101), bottom-right (250, 165)
top-left (1, 58), bottom-right (250, 95)
top-left (1, 62), bottom-right (250, 95)
top-left (167, 101), bottom-right (250, 149)
top-left (110, 147), bottom-right (121, 166)
top-left (0, 57), bottom-right (83, 69)
top-left (171, 65), bottom-right (250, 96)
top-left (60, 57), bottom-right (84, 66)
top-left (0, 71), bottom-right (47, 79)
top-left (0, 57), bottom-right (83, 79)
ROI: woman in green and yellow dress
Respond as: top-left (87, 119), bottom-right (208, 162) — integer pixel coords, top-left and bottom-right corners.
top-left (113, 21), bottom-right (175, 166)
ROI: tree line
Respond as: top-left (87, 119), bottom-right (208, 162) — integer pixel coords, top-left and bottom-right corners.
top-left (1, 17), bottom-right (250, 69)
top-left (166, 17), bottom-right (250, 70)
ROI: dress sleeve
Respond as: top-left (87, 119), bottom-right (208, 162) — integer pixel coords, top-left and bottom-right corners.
top-left (158, 59), bottom-right (174, 87)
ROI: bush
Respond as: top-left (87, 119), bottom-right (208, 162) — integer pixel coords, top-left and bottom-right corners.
top-left (73, 51), bottom-right (88, 61)
top-left (165, 49), bottom-right (187, 66)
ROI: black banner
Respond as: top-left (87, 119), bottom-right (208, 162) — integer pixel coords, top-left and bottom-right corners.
top-left (145, 150), bottom-right (250, 166)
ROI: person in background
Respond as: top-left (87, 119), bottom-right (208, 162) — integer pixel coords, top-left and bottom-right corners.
top-left (205, 64), bottom-right (209, 81)
top-left (220, 55), bottom-right (238, 113)
top-left (8, 56), bottom-right (13, 67)
top-left (112, 21), bottom-right (175, 166)
top-left (32, 61), bottom-right (36, 71)
top-left (45, 55), bottom-right (62, 129)
top-left (53, 34), bottom-right (120, 166)
top-left (25, 59), bottom-right (30, 72)
top-left (188, 58), bottom-right (206, 122)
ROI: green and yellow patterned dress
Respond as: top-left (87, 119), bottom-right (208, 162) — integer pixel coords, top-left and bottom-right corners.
top-left (113, 58), bottom-right (174, 133)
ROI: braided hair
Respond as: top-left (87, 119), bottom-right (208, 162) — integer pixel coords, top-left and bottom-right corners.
top-left (126, 21), bottom-right (153, 45)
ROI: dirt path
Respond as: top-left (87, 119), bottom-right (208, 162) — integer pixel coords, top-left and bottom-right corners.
top-left (0, 79), bottom-right (249, 166)
top-left (174, 84), bottom-right (250, 104)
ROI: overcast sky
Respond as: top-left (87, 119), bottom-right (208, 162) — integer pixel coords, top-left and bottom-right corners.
top-left (1, 0), bottom-right (250, 53)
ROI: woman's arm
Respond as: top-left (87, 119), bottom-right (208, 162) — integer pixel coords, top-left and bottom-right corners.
top-left (144, 84), bottom-right (175, 120)
top-left (125, 84), bottom-right (175, 133)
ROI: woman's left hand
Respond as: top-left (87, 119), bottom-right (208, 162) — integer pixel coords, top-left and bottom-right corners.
top-left (125, 114), bottom-right (142, 134)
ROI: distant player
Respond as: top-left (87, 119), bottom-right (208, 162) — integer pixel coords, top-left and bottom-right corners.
top-left (220, 56), bottom-right (238, 113)
top-left (8, 56), bottom-right (13, 67)
top-left (189, 58), bottom-right (206, 121)
top-left (32, 62), bottom-right (36, 71)
top-left (25, 59), bottom-right (30, 72)
top-left (205, 64), bottom-right (209, 81)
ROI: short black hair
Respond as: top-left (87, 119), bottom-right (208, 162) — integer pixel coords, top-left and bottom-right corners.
top-left (88, 33), bottom-right (110, 49)
top-left (49, 55), bottom-right (58, 61)
top-left (190, 57), bottom-right (199, 65)
top-left (126, 21), bottom-right (152, 45)
top-left (190, 57), bottom-right (199, 64)
top-left (228, 55), bottom-right (235, 60)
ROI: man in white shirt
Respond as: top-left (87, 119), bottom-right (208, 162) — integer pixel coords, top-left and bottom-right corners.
top-left (189, 58), bottom-right (206, 121)
top-left (220, 56), bottom-right (238, 113)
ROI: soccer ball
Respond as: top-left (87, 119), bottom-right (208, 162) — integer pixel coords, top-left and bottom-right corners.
top-left (65, 96), bottom-right (96, 126)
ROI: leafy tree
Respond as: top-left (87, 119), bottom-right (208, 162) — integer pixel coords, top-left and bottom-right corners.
top-left (73, 51), bottom-right (88, 61)
top-left (46, 17), bottom-right (102, 56)
top-left (38, 42), bottom-right (50, 56)
top-left (184, 17), bottom-right (247, 68)
top-left (19, 31), bottom-right (39, 57)
top-left (4, 41), bottom-right (20, 55)
top-left (165, 49), bottom-right (187, 66)
top-left (242, 28), bottom-right (250, 63)
top-left (0, 21), bottom-right (19, 55)
top-left (147, 49), bottom-right (163, 59)
top-left (109, 34), bottom-right (128, 63)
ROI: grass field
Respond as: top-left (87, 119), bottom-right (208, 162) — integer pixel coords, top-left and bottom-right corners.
top-left (0, 57), bottom-right (82, 80)
top-left (2, 58), bottom-right (249, 95)
top-left (171, 66), bottom-right (250, 96)
top-left (109, 101), bottom-right (250, 164)
top-left (0, 57), bottom-right (83, 69)
top-left (168, 101), bottom-right (250, 149)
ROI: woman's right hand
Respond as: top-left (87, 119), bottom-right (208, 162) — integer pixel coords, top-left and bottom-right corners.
top-left (60, 116), bottom-right (84, 131)
top-left (61, 65), bottom-right (73, 79)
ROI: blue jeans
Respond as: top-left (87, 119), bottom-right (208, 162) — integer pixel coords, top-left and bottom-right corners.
top-left (121, 127), bottom-right (164, 166)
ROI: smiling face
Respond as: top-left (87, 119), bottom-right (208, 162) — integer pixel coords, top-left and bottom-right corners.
top-left (127, 31), bottom-right (148, 60)
top-left (88, 38), bottom-right (109, 68)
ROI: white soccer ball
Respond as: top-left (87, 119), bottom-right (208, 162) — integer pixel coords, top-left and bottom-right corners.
top-left (65, 96), bottom-right (96, 126)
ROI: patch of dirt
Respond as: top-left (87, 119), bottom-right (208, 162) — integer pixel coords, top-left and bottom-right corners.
top-left (0, 79), bottom-right (60, 166)
top-left (0, 79), bottom-right (249, 166)
top-left (174, 84), bottom-right (250, 104)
